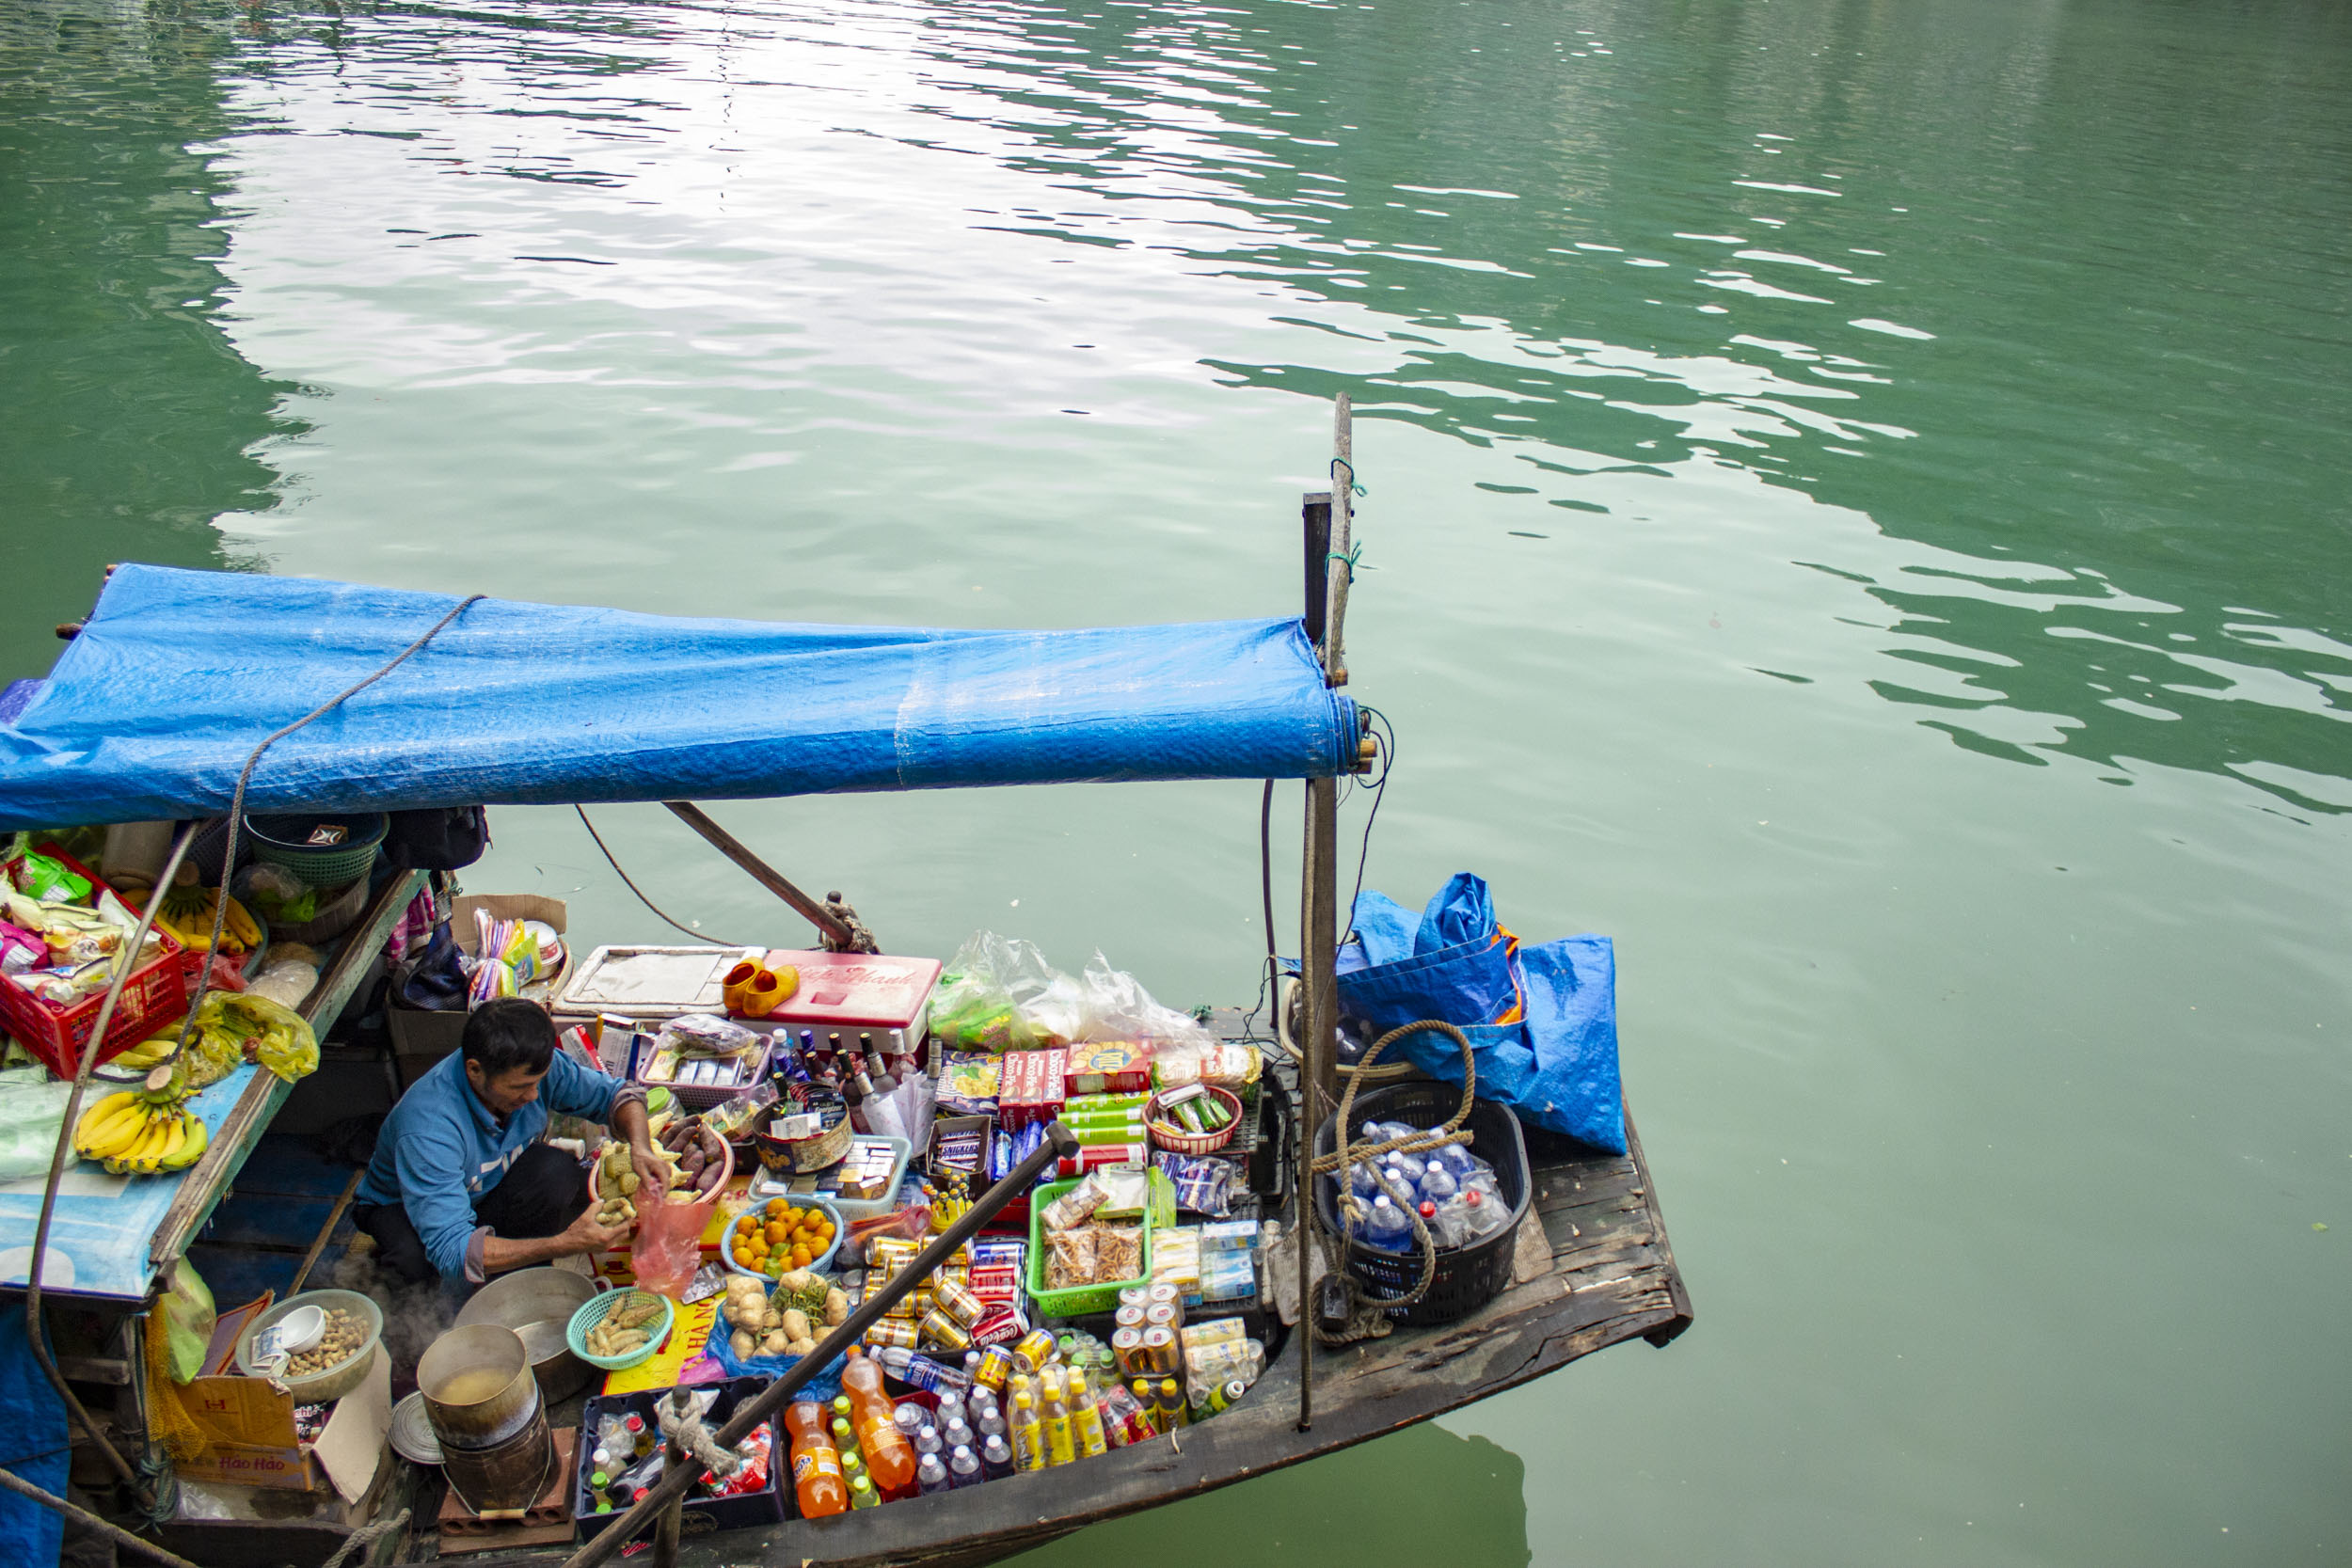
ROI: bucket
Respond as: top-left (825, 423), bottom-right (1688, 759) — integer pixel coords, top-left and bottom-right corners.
top-left (419, 1324), bottom-right (555, 1514)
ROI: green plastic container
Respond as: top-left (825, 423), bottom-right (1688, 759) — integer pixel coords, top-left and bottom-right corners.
top-left (1025, 1176), bottom-right (1155, 1319)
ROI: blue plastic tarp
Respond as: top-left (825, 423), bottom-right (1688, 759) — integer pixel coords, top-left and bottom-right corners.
top-left (0, 566), bottom-right (1359, 830)
top-left (1336, 874), bottom-right (1626, 1154)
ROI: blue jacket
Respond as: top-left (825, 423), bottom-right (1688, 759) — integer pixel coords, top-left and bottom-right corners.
top-left (357, 1049), bottom-right (631, 1282)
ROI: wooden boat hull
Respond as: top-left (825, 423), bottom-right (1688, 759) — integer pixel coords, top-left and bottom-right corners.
top-left (653, 1113), bottom-right (1690, 1568)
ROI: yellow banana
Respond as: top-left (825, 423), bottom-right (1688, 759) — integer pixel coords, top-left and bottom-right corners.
top-left (222, 896), bottom-right (261, 949)
top-left (75, 1098), bottom-right (149, 1161)
top-left (160, 1117), bottom-right (208, 1171)
top-left (118, 1117), bottom-right (167, 1173)
top-left (142, 1116), bottom-right (189, 1175)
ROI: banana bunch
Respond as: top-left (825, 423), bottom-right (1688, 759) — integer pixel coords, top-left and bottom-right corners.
top-left (129, 867), bottom-right (261, 955)
top-left (72, 1088), bottom-right (210, 1177)
top-left (106, 1036), bottom-right (181, 1073)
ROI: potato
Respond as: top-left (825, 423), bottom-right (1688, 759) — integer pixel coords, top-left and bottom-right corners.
top-left (822, 1289), bottom-right (849, 1327)
top-left (780, 1308), bottom-right (811, 1343)
top-left (731, 1329), bottom-right (755, 1359)
top-left (759, 1330), bottom-right (791, 1357)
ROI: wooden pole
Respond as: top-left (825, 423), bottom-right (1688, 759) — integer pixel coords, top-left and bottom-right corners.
top-left (1324, 393), bottom-right (1353, 686)
top-left (660, 801), bottom-right (858, 949)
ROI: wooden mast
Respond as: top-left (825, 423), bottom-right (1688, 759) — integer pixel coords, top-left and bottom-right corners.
top-left (1296, 394), bottom-right (1351, 1430)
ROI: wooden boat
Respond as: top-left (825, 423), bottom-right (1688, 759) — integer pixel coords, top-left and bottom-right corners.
top-left (1, 400), bottom-right (1691, 1568)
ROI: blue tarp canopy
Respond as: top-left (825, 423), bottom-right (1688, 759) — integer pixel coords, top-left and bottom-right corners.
top-left (0, 566), bottom-right (1359, 830)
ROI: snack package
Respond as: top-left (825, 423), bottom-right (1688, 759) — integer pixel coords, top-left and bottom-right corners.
top-left (1041, 1172), bottom-right (1108, 1232)
top-left (1152, 1151), bottom-right (1236, 1216)
top-left (1152, 1040), bottom-right (1262, 1096)
top-left (1090, 1224), bottom-right (1144, 1285)
top-left (10, 851), bottom-right (91, 906)
top-left (1045, 1227), bottom-right (1099, 1291)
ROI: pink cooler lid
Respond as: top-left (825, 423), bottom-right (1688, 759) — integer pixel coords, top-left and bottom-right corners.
top-left (755, 950), bottom-right (942, 1029)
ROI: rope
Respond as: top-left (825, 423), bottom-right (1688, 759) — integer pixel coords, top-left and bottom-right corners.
top-left (575, 806), bottom-right (742, 947)
top-left (655, 1388), bottom-right (740, 1479)
top-left (1306, 1020), bottom-right (1478, 1335)
top-left (320, 1507), bottom-right (410, 1568)
top-left (167, 593), bottom-right (487, 1066)
top-left (1329, 457), bottom-right (1367, 498)
top-left (0, 1463), bottom-right (201, 1568)
top-left (1324, 543), bottom-right (1363, 578)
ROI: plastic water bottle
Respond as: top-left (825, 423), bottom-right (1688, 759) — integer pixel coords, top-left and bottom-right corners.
top-left (1435, 1141), bottom-right (1479, 1177)
top-left (916, 1451), bottom-right (952, 1496)
top-left (1361, 1195), bottom-right (1408, 1247)
top-left (980, 1433), bottom-right (1015, 1480)
top-left (948, 1443), bottom-right (982, 1489)
top-left (1387, 1149), bottom-right (1428, 1183)
top-left (1419, 1198), bottom-right (1462, 1247)
top-left (943, 1418), bottom-right (975, 1452)
top-left (1419, 1162), bottom-right (1459, 1205)
top-left (934, 1392), bottom-right (966, 1433)
top-left (1458, 1187), bottom-right (1508, 1240)
top-left (914, 1423), bottom-right (944, 1457)
top-left (893, 1402), bottom-right (928, 1438)
top-left (1348, 1159), bottom-right (1382, 1198)
top-left (878, 1346), bottom-right (972, 1393)
top-left (1375, 1119), bottom-right (1418, 1144)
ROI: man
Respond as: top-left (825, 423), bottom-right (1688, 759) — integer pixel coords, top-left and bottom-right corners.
top-left (355, 997), bottom-right (667, 1288)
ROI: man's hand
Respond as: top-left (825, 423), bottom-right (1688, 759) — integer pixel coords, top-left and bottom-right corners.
top-left (559, 1205), bottom-right (630, 1258)
top-left (630, 1143), bottom-right (672, 1205)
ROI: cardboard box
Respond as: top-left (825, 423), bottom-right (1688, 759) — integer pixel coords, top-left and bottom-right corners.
top-left (1065, 1040), bottom-right (1154, 1097)
top-left (997, 1048), bottom-right (1067, 1130)
top-left (926, 1114), bottom-right (993, 1181)
top-left (388, 895), bottom-right (569, 1087)
top-left (173, 1299), bottom-right (392, 1500)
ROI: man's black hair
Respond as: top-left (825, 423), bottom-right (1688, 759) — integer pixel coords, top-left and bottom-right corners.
top-left (461, 997), bottom-right (558, 1078)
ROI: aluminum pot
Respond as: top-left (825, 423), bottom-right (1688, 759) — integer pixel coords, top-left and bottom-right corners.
top-left (453, 1266), bottom-right (605, 1405)
top-left (417, 1323), bottom-right (539, 1452)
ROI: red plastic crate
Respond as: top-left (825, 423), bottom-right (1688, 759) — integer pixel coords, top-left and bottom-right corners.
top-left (0, 845), bottom-right (201, 1078)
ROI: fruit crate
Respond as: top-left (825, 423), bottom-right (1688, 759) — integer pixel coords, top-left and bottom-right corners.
top-left (0, 845), bottom-right (202, 1079)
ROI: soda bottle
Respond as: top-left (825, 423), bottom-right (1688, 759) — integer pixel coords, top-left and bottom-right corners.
top-left (784, 1401), bottom-right (848, 1519)
top-left (948, 1442), bottom-right (981, 1488)
top-left (1070, 1370), bottom-right (1109, 1459)
top-left (1156, 1377), bottom-right (1189, 1430)
top-left (1009, 1390), bottom-right (1047, 1472)
top-left (980, 1433), bottom-right (1016, 1480)
top-left (841, 1447), bottom-right (866, 1487)
top-left (1041, 1382), bottom-right (1075, 1467)
top-left (848, 1474), bottom-right (880, 1510)
top-left (840, 1349), bottom-right (918, 1496)
top-left (1129, 1378), bottom-right (1161, 1436)
top-left (829, 1414), bottom-right (860, 1465)
top-left (915, 1452), bottom-right (952, 1496)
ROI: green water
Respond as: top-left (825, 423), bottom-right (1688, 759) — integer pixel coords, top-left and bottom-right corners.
top-left (7, 0), bottom-right (2351, 1560)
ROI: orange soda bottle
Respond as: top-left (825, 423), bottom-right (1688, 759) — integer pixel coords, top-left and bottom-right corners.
top-left (840, 1349), bottom-right (918, 1496)
top-left (784, 1401), bottom-right (847, 1519)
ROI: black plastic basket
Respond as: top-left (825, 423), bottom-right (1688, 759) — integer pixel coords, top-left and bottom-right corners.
top-left (1312, 1079), bottom-right (1532, 1325)
top-left (576, 1378), bottom-right (785, 1541)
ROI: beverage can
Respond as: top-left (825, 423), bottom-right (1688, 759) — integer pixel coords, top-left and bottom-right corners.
top-left (971, 1307), bottom-right (1025, 1347)
top-left (1142, 1302), bottom-right (1178, 1332)
top-left (1140, 1325), bottom-right (1178, 1375)
top-left (920, 1310), bottom-right (975, 1353)
top-left (975, 1344), bottom-right (1016, 1392)
top-left (863, 1320), bottom-right (919, 1351)
top-left (1110, 1327), bottom-right (1144, 1376)
top-left (1014, 1329), bottom-right (1058, 1374)
top-left (933, 1278), bottom-right (986, 1328)
top-left (1117, 1285), bottom-right (1152, 1313)
top-left (1145, 1282), bottom-right (1182, 1317)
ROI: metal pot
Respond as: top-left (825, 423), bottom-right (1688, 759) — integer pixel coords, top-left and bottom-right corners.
top-left (417, 1324), bottom-right (539, 1452)
top-left (453, 1266), bottom-right (605, 1404)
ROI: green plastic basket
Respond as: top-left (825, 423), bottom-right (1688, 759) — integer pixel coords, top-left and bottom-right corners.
top-left (1026, 1176), bottom-right (1156, 1318)
top-left (243, 813), bottom-right (388, 889)
top-left (565, 1289), bottom-right (675, 1371)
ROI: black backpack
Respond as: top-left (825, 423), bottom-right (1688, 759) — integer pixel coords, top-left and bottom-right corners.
top-left (382, 806), bottom-right (491, 872)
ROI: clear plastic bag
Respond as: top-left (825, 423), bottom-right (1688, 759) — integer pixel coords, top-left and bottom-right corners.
top-left (0, 1068), bottom-right (75, 1182)
top-left (1073, 951), bottom-right (1213, 1048)
top-left (930, 932), bottom-right (1079, 1051)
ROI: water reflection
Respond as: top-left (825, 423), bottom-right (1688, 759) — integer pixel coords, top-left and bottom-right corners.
top-left (0, 0), bottom-right (289, 679)
top-left (1003, 1418), bottom-right (1532, 1568)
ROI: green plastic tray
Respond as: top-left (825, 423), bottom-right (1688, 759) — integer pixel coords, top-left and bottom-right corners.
top-left (1025, 1175), bottom-right (1155, 1319)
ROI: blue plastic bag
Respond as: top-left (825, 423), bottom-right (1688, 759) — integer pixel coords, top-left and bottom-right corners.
top-left (1334, 875), bottom-right (1625, 1155)
top-left (702, 1318), bottom-right (849, 1405)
